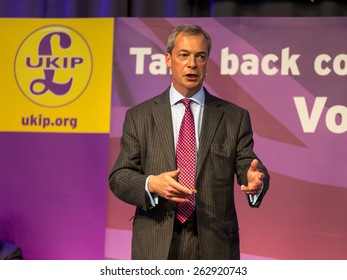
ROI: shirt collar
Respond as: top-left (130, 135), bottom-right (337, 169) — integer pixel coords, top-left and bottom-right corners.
top-left (169, 84), bottom-right (205, 107)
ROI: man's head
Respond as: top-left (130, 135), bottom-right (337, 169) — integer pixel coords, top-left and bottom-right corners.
top-left (166, 24), bottom-right (212, 97)
top-left (166, 24), bottom-right (212, 56)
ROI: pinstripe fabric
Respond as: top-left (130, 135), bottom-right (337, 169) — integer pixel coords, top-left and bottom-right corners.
top-left (109, 87), bottom-right (270, 259)
top-left (168, 218), bottom-right (202, 260)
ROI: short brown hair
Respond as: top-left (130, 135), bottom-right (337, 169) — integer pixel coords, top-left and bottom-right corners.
top-left (166, 24), bottom-right (212, 55)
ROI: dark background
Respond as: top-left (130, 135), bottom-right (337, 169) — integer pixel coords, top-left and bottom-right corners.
top-left (0, 0), bottom-right (346, 18)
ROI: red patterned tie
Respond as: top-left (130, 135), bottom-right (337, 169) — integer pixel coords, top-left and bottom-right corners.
top-left (176, 98), bottom-right (196, 223)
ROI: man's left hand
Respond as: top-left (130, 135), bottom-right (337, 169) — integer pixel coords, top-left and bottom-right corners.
top-left (240, 159), bottom-right (264, 195)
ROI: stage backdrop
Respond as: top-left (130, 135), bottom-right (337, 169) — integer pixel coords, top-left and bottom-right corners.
top-left (106, 17), bottom-right (347, 260)
top-left (0, 18), bottom-right (114, 259)
top-left (1, 17), bottom-right (346, 260)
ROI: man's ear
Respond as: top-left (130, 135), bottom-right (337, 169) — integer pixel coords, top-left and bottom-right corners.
top-left (165, 52), bottom-right (172, 68)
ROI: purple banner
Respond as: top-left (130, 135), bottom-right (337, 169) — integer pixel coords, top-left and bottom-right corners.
top-left (106, 17), bottom-right (347, 260)
top-left (0, 132), bottom-right (109, 259)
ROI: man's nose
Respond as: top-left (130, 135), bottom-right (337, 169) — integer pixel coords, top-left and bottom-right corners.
top-left (187, 55), bottom-right (197, 68)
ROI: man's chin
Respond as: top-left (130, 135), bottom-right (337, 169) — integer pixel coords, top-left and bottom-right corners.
top-left (184, 80), bottom-right (201, 88)
top-left (183, 85), bottom-right (202, 96)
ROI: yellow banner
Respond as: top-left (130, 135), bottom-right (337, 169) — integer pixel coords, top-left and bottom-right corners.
top-left (0, 18), bottom-right (114, 133)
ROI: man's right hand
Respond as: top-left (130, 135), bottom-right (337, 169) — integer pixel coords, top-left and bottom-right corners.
top-left (148, 169), bottom-right (197, 203)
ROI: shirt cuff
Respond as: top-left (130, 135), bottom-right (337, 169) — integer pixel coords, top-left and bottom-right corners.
top-left (249, 183), bottom-right (264, 205)
top-left (145, 175), bottom-right (158, 208)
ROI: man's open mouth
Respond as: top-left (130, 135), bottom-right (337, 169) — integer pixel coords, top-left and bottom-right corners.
top-left (185, 73), bottom-right (198, 78)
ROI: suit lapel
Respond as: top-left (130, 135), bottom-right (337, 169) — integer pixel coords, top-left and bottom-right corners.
top-left (196, 91), bottom-right (224, 178)
top-left (151, 90), bottom-right (176, 170)
top-left (150, 89), bottom-right (224, 180)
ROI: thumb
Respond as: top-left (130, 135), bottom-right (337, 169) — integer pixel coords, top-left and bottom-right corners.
top-left (249, 159), bottom-right (259, 172)
top-left (167, 169), bottom-right (180, 178)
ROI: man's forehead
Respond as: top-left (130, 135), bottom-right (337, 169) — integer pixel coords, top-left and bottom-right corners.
top-left (173, 33), bottom-right (208, 51)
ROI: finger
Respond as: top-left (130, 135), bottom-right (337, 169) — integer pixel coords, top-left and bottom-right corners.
top-left (241, 185), bottom-right (255, 193)
top-left (258, 172), bottom-right (265, 180)
top-left (167, 191), bottom-right (193, 199)
top-left (166, 185), bottom-right (194, 203)
top-left (163, 169), bottom-right (197, 195)
top-left (253, 173), bottom-right (265, 189)
top-left (168, 196), bottom-right (190, 203)
top-left (240, 184), bottom-right (261, 195)
top-left (240, 185), bottom-right (248, 193)
top-left (166, 169), bottom-right (180, 178)
top-left (172, 180), bottom-right (197, 195)
top-left (249, 159), bottom-right (259, 172)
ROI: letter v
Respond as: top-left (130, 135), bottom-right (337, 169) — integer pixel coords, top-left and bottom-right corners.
top-left (293, 96), bottom-right (327, 133)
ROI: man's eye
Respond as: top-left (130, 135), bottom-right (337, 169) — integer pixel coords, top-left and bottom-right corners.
top-left (178, 54), bottom-right (188, 60)
top-left (197, 54), bottom-right (206, 62)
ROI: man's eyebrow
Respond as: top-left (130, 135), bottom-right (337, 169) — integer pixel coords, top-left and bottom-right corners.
top-left (177, 49), bottom-right (207, 55)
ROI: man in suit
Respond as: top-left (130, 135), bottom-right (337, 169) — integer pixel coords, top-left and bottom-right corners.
top-left (109, 24), bottom-right (270, 259)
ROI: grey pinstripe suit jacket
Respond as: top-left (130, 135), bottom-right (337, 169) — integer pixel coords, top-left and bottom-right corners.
top-left (109, 87), bottom-right (270, 260)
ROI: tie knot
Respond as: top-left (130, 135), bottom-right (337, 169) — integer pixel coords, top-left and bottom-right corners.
top-left (181, 98), bottom-right (191, 108)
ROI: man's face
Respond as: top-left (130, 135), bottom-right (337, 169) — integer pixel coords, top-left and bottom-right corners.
top-left (166, 32), bottom-right (208, 97)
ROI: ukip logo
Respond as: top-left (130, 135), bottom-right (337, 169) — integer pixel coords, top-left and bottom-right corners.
top-left (15, 25), bottom-right (92, 107)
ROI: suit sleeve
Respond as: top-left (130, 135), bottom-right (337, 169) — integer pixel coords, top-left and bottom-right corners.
top-left (109, 109), bottom-right (150, 210)
top-left (235, 110), bottom-right (270, 208)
